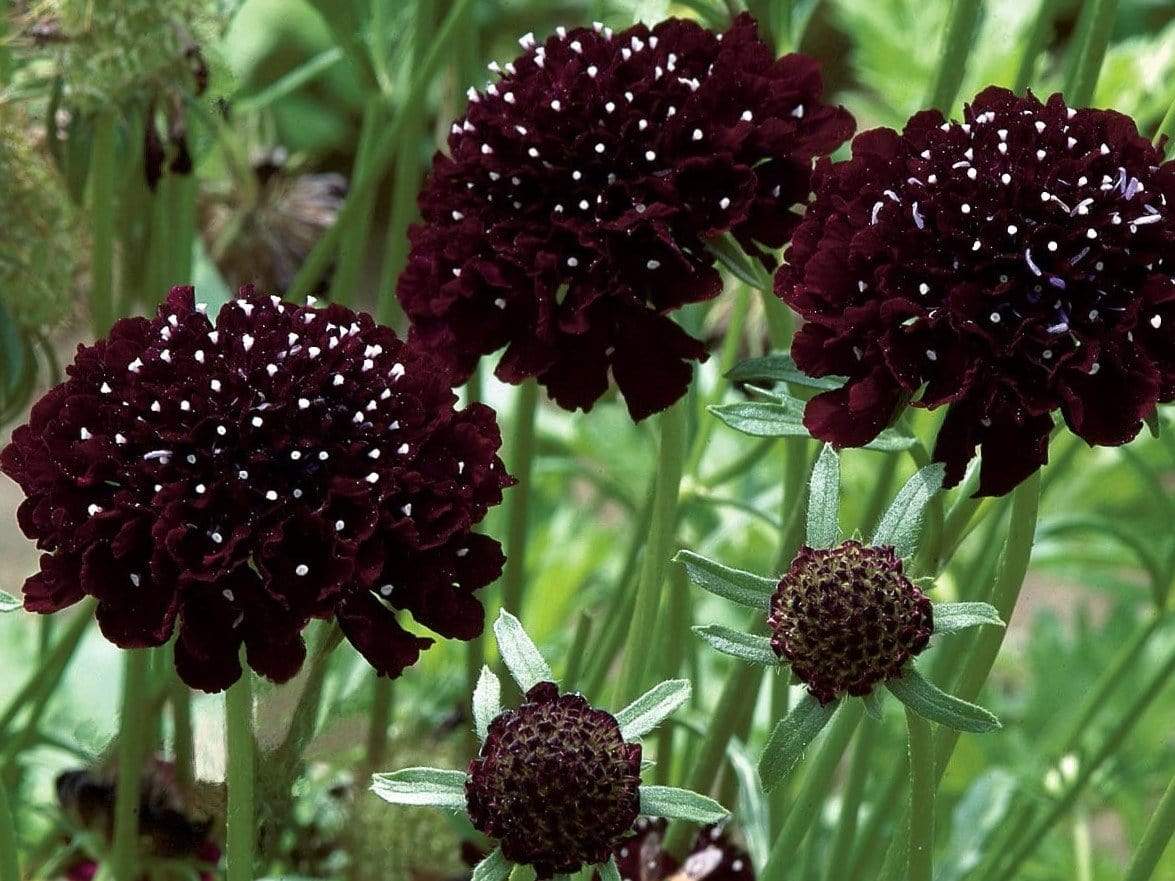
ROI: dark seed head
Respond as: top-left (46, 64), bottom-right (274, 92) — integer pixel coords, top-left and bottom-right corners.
top-left (466, 682), bottom-right (642, 878)
top-left (768, 541), bottom-right (933, 703)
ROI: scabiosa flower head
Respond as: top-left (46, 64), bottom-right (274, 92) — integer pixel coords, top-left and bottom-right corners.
top-left (466, 682), bottom-right (642, 877)
top-left (777, 87), bottom-right (1175, 495)
top-left (0, 286), bottom-right (512, 692)
top-left (608, 818), bottom-right (755, 881)
top-left (399, 15), bottom-right (854, 421)
top-left (768, 541), bottom-right (933, 704)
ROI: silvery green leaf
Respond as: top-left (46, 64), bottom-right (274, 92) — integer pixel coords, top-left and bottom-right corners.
top-left (616, 679), bottom-right (691, 740)
top-left (596, 860), bottom-right (622, 881)
top-left (933, 602), bottom-right (1005, 636)
top-left (861, 689), bottom-right (885, 721)
top-left (472, 848), bottom-right (511, 881)
top-left (872, 463), bottom-right (946, 559)
top-left (0, 591), bottom-right (20, 612)
top-left (693, 625), bottom-right (779, 666)
top-left (493, 610), bottom-right (553, 693)
top-left (674, 550), bottom-right (775, 611)
top-left (726, 353), bottom-right (845, 391)
top-left (758, 694), bottom-right (839, 791)
top-left (472, 666), bottom-right (501, 742)
top-left (806, 444), bottom-right (840, 549)
top-left (370, 767), bottom-right (468, 809)
top-left (887, 667), bottom-right (1001, 733)
top-left (638, 785), bottom-right (728, 824)
top-left (709, 399), bottom-right (808, 438)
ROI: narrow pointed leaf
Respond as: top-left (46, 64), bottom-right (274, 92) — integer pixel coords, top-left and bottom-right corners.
top-left (371, 767), bottom-right (468, 808)
top-left (758, 694), bottom-right (838, 790)
top-left (709, 399), bottom-right (807, 437)
top-left (693, 625), bottom-right (779, 666)
top-left (596, 860), bottom-right (622, 881)
top-left (472, 848), bottom-right (511, 881)
top-left (674, 550), bottom-right (776, 611)
top-left (616, 679), bottom-right (691, 740)
top-left (472, 666), bottom-right (501, 742)
top-left (886, 667), bottom-right (1001, 733)
top-left (493, 610), bottom-right (553, 693)
top-left (639, 785), bottom-right (729, 824)
top-left (806, 444), bottom-right (840, 548)
top-left (932, 602), bottom-right (1005, 636)
top-left (0, 591), bottom-right (20, 613)
top-left (861, 690), bottom-right (885, 721)
top-left (726, 353), bottom-right (845, 391)
top-left (872, 463), bottom-right (946, 558)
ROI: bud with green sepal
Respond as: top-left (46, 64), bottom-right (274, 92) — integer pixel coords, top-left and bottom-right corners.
top-left (371, 611), bottom-right (727, 880)
top-left (678, 443), bottom-right (1004, 791)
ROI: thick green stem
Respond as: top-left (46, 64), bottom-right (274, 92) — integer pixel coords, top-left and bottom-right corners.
top-left (823, 718), bottom-right (877, 881)
top-left (108, 650), bottom-right (151, 881)
top-left (500, 380), bottom-right (540, 617)
top-left (906, 709), bottom-right (935, 881)
top-left (1124, 771), bottom-right (1175, 881)
top-left (1065, 0), bottom-right (1120, 106)
top-left (171, 679), bottom-right (195, 794)
top-left (768, 668), bottom-right (792, 830)
top-left (614, 402), bottom-right (687, 706)
top-left (1013, 0), bottom-right (1059, 92)
top-left (927, 0), bottom-right (983, 113)
top-left (0, 778), bottom-right (18, 881)
top-left (365, 676), bottom-right (394, 773)
top-left (225, 663), bottom-right (255, 881)
top-left (328, 98), bottom-right (385, 306)
top-left (89, 112), bottom-right (117, 337)
top-left (760, 702), bottom-right (865, 881)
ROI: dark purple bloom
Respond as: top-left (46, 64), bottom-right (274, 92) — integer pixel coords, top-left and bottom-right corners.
top-left (399, 15), bottom-right (854, 421)
top-left (1, 287), bottom-right (512, 692)
top-left (777, 87), bottom-right (1175, 495)
top-left (465, 682), bottom-right (642, 878)
top-left (769, 542), bottom-right (933, 704)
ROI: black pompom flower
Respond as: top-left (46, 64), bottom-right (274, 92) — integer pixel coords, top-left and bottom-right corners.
top-left (608, 818), bottom-right (755, 881)
top-left (466, 681), bottom-right (642, 877)
top-left (769, 541), bottom-right (933, 704)
top-left (777, 87), bottom-right (1175, 495)
top-left (371, 611), bottom-right (725, 881)
top-left (398, 14), bottom-right (854, 421)
top-left (0, 286), bottom-right (512, 692)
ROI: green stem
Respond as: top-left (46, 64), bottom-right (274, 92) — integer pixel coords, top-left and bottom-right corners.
top-left (562, 611), bottom-right (594, 693)
top-left (328, 98), bottom-right (384, 306)
top-left (927, 0), bottom-right (983, 113)
top-left (1124, 771), bottom-right (1175, 881)
top-left (989, 642), bottom-right (1175, 880)
top-left (614, 402), bottom-right (688, 705)
top-left (108, 650), bottom-right (151, 881)
top-left (1013, 0), bottom-right (1059, 92)
top-left (89, 112), bottom-right (117, 337)
top-left (225, 663), bottom-right (255, 881)
top-left (273, 624), bottom-right (344, 769)
top-left (760, 702), bottom-right (865, 881)
top-left (906, 709), bottom-right (935, 881)
top-left (500, 380), bottom-right (540, 617)
top-left (768, 668), bottom-right (793, 830)
top-left (823, 718), bottom-right (877, 881)
top-left (0, 778), bottom-right (18, 881)
top-left (365, 676), bottom-right (394, 773)
top-left (685, 284), bottom-right (751, 476)
top-left (1065, 0), bottom-right (1120, 107)
top-left (171, 678), bottom-right (195, 794)
top-left (662, 658), bottom-right (763, 857)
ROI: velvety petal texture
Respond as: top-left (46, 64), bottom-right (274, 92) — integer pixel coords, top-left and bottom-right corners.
top-left (769, 542), bottom-right (933, 704)
top-left (777, 87), bottom-right (1175, 495)
top-left (466, 682), bottom-right (642, 878)
top-left (603, 818), bottom-right (755, 881)
top-left (0, 287), bottom-right (513, 692)
top-left (399, 15), bottom-right (854, 421)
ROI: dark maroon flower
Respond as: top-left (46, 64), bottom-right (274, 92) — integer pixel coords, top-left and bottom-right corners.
top-left (465, 682), bottom-right (642, 878)
top-left (768, 541), bottom-right (933, 704)
top-left (777, 87), bottom-right (1175, 495)
top-left (399, 15), bottom-right (854, 421)
top-left (605, 818), bottom-right (755, 881)
top-left (1, 286), bottom-right (512, 692)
